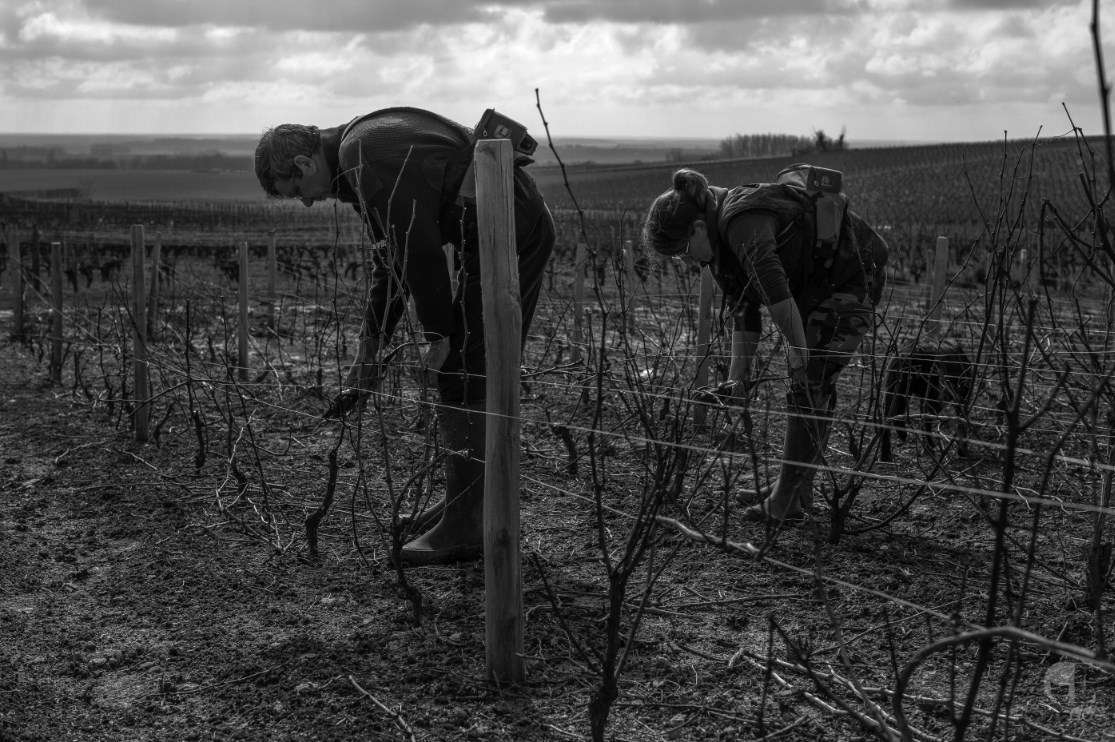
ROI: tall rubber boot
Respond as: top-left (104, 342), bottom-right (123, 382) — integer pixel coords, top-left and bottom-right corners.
top-left (397, 498), bottom-right (444, 536)
top-left (398, 402), bottom-right (486, 564)
top-left (743, 389), bottom-right (832, 523)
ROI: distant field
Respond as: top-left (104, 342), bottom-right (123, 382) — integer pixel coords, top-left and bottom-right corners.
top-left (0, 168), bottom-right (264, 202)
top-left (2, 135), bottom-right (1101, 218)
top-left (1, 136), bottom-right (1106, 261)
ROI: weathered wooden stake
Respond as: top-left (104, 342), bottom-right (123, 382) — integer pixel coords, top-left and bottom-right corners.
top-left (473, 138), bottom-right (524, 685)
top-left (63, 240), bottom-right (75, 295)
top-left (49, 241), bottom-right (63, 384)
top-left (238, 241), bottom-right (249, 381)
top-left (622, 239), bottom-right (637, 336)
top-left (131, 225), bottom-right (150, 442)
top-left (267, 232), bottom-right (278, 331)
top-left (728, 328), bottom-right (759, 385)
top-left (693, 266), bottom-right (715, 430)
top-left (28, 227), bottom-right (41, 296)
top-left (925, 236), bottom-right (949, 333)
top-left (146, 238), bottom-right (162, 341)
top-left (1013, 247), bottom-right (1027, 294)
top-left (6, 226), bottom-right (24, 340)
top-left (573, 241), bottom-right (586, 364)
top-left (1016, 232), bottom-right (1039, 296)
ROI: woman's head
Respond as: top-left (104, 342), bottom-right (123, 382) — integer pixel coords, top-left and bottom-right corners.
top-left (642, 168), bottom-right (712, 257)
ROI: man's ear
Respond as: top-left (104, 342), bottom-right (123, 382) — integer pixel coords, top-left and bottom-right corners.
top-left (293, 154), bottom-right (315, 177)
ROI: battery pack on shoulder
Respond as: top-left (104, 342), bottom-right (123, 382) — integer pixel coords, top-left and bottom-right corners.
top-left (473, 109), bottom-right (538, 157)
top-left (456, 109), bottom-right (538, 204)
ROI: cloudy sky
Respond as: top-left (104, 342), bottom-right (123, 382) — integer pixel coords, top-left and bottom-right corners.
top-left (0, 0), bottom-right (1106, 143)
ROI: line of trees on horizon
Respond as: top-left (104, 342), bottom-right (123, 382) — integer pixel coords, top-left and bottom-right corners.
top-left (718, 129), bottom-right (847, 158)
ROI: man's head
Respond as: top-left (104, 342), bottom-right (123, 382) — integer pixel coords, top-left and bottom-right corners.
top-left (254, 124), bottom-right (333, 206)
top-left (642, 168), bottom-right (714, 261)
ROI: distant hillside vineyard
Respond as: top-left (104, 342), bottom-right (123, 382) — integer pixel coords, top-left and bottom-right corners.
top-left (530, 136), bottom-right (1108, 229)
top-left (0, 136), bottom-right (1106, 250)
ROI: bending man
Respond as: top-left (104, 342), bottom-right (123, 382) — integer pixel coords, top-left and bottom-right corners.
top-left (255, 107), bottom-right (555, 563)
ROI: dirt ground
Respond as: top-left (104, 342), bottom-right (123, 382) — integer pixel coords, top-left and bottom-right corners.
top-left (1, 331), bottom-right (1112, 742)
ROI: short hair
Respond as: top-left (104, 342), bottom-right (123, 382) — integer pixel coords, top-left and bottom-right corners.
top-left (642, 168), bottom-right (709, 256)
top-left (254, 124), bottom-right (321, 197)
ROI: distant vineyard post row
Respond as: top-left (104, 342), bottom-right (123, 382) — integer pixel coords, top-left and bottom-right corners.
top-left (4, 220), bottom-right (984, 437)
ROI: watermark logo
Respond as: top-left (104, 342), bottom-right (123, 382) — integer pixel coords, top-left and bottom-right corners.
top-left (1043, 661), bottom-right (1076, 706)
top-left (1043, 662), bottom-right (1105, 723)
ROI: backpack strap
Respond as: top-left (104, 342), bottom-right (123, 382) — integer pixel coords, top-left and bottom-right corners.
top-left (704, 197), bottom-right (722, 255)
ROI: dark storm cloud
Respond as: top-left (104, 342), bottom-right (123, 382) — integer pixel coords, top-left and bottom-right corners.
top-left (534, 0), bottom-right (865, 24)
top-left (1, 46), bottom-right (270, 101)
top-left (0, 15), bottom-right (276, 76)
top-left (0, 0), bottom-right (1097, 138)
top-left (685, 11), bottom-right (856, 53)
top-left (70, 0), bottom-right (868, 32)
top-left (946, 0), bottom-right (1078, 8)
top-left (82, 0), bottom-right (490, 32)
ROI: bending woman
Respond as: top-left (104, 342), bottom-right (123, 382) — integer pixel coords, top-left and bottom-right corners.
top-left (642, 166), bottom-right (888, 523)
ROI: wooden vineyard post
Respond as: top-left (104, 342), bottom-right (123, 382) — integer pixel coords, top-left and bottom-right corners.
top-left (6, 225), bottom-right (24, 341)
top-left (910, 223), bottom-right (921, 268)
top-left (29, 227), bottom-right (41, 296)
top-left (146, 238), bottom-right (162, 341)
top-left (238, 241), bottom-right (250, 381)
top-left (63, 240), bottom-right (75, 296)
top-left (131, 225), bottom-right (150, 442)
top-left (1015, 233), bottom-right (1037, 296)
top-left (1014, 247), bottom-right (1027, 295)
top-left (728, 328), bottom-right (758, 388)
top-left (473, 138), bottom-right (524, 685)
top-left (49, 241), bottom-right (63, 384)
top-left (693, 266), bottom-right (715, 430)
top-left (573, 241), bottom-right (586, 364)
top-left (622, 239), bottom-right (637, 336)
top-left (925, 236), bottom-right (949, 335)
top-left (267, 232), bottom-right (278, 331)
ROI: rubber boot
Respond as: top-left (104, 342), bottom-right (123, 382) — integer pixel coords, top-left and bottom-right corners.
top-left (398, 402), bottom-right (486, 564)
top-left (397, 500), bottom-right (444, 536)
top-left (743, 390), bottom-right (831, 524)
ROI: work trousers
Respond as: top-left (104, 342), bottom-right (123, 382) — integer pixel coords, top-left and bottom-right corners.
top-left (438, 167), bottom-right (555, 405)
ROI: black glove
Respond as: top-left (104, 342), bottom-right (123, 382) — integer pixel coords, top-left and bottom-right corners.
top-left (323, 388), bottom-right (366, 419)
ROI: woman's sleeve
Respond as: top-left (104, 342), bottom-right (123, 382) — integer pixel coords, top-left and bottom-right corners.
top-left (723, 211), bottom-right (792, 306)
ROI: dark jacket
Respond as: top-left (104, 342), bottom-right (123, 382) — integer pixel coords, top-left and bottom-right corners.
top-left (709, 183), bottom-right (888, 328)
top-left (321, 107), bottom-right (476, 341)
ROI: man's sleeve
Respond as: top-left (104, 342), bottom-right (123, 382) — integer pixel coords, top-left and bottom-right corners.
top-left (346, 159), bottom-right (454, 342)
top-left (362, 239), bottom-right (409, 344)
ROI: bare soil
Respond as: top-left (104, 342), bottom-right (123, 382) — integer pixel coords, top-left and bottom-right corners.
top-left (1, 332), bottom-right (1112, 742)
